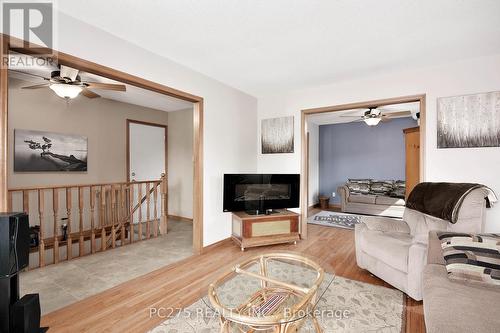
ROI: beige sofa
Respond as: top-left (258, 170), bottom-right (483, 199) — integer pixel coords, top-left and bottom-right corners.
top-left (354, 188), bottom-right (488, 300)
top-left (338, 185), bottom-right (405, 218)
top-left (423, 231), bottom-right (500, 333)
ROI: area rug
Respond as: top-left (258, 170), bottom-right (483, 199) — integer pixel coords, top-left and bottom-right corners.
top-left (308, 211), bottom-right (362, 230)
top-left (150, 272), bottom-right (405, 332)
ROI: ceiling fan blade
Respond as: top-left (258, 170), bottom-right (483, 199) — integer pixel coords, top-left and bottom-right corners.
top-left (85, 82), bottom-right (126, 91)
top-left (339, 115), bottom-right (362, 118)
top-left (343, 118), bottom-right (363, 123)
top-left (341, 108), bottom-right (368, 116)
top-left (60, 65), bottom-right (79, 81)
top-left (21, 83), bottom-right (50, 89)
top-left (380, 116), bottom-right (392, 123)
top-left (383, 111), bottom-right (412, 118)
top-left (9, 69), bottom-right (50, 81)
top-left (81, 88), bottom-right (101, 99)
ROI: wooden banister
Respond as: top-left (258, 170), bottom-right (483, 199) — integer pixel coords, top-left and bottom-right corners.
top-left (8, 179), bottom-right (160, 192)
top-left (160, 174), bottom-right (167, 235)
top-left (111, 186), bottom-right (116, 249)
top-left (153, 184), bottom-right (158, 238)
top-left (7, 176), bottom-right (167, 270)
top-left (90, 186), bottom-right (96, 253)
top-left (146, 182), bottom-right (151, 239)
top-left (78, 187), bottom-right (84, 256)
top-left (106, 181), bottom-right (161, 248)
top-left (53, 188), bottom-right (59, 264)
top-left (137, 184), bottom-right (143, 241)
top-left (38, 190), bottom-right (45, 267)
top-left (66, 188), bottom-right (72, 260)
top-left (22, 190), bottom-right (28, 213)
top-left (129, 185), bottom-right (134, 244)
top-left (120, 185), bottom-right (126, 245)
top-left (7, 191), bottom-right (12, 211)
top-left (101, 185), bottom-right (107, 252)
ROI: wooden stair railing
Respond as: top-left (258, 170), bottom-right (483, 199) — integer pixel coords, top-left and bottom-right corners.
top-left (7, 174), bottom-right (168, 270)
top-left (106, 177), bottom-right (164, 247)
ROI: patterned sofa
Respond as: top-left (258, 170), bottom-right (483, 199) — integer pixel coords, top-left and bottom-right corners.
top-left (338, 179), bottom-right (406, 218)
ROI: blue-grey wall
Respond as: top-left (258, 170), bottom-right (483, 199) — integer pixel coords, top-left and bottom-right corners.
top-left (319, 117), bottom-right (417, 203)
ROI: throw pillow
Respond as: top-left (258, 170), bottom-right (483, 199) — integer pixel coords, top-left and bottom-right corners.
top-left (389, 187), bottom-right (406, 198)
top-left (348, 178), bottom-right (372, 184)
top-left (370, 180), bottom-right (394, 195)
top-left (389, 180), bottom-right (406, 198)
top-left (437, 232), bottom-right (500, 285)
top-left (346, 182), bottom-right (370, 194)
top-left (394, 180), bottom-right (406, 188)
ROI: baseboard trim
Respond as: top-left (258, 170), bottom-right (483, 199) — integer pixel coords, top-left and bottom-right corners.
top-left (201, 237), bottom-right (232, 253)
top-left (167, 214), bottom-right (193, 223)
top-left (309, 203), bottom-right (341, 210)
top-left (309, 203), bottom-right (342, 212)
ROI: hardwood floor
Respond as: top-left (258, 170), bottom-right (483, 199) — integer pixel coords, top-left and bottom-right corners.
top-left (41, 223), bottom-right (425, 332)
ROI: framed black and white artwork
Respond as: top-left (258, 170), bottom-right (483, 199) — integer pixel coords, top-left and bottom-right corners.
top-left (14, 129), bottom-right (88, 172)
top-left (437, 91), bottom-right (500, 148)
top-left (261, 116), bottom-right (294, 154)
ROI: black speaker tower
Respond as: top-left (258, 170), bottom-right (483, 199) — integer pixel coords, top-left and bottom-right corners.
top-left (0, 212), bottom-right (48, 333)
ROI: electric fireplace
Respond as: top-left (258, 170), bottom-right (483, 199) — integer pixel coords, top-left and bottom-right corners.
top-left (223, 174), bottom-right (300, 214)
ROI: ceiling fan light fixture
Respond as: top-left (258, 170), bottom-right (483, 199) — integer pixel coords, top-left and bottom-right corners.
top-left (49, 83), bottom-right (83, 99)
top-left (364, 117), bottom-right (381, 126)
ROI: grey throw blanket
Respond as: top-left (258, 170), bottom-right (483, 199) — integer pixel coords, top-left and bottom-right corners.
top-left (406, 182), bottom-right (497, 223)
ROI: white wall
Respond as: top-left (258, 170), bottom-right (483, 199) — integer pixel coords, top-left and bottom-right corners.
top-left (258, 54), bottom-right (500, 232)
top-left (167, 109), bottom-right (194, 219)
top-left (52, 12), bottom-right (258, 246)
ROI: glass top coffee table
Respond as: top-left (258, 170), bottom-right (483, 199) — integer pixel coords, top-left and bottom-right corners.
top-left (203, 252), bottom-right (335, 332)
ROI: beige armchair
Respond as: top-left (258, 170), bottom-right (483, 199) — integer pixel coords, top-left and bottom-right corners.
top-left (355, 188), bottom-right (489, 300)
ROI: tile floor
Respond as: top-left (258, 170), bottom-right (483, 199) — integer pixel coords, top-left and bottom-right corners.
top-left (20, 219), bottom-right (193, 315)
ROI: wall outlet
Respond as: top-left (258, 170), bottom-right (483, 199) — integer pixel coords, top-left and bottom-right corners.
top-left (331, 192), bottom-right (336, 198)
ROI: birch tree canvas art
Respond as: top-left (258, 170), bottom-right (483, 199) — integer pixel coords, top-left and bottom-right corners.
top-left (261, 116), bottom-right (294, 154)
top-left (437, 91), bottom-right (500, 148)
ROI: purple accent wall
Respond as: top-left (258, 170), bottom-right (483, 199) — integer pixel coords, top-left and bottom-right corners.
top-left (319, 117), bottom-right (417, 203)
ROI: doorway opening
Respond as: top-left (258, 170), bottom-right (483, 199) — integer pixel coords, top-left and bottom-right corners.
top-left (300, 95), bottom-right (426, 238)
top-left (0, 35), bottom-right (203, 314)
top-left (127, 120), bottom-right (167, 183)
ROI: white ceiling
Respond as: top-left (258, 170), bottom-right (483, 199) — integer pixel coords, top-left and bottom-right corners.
top-left (8, 54), bottom-right (193, 112)
top-left (307, 102), bottom-right (420, 125)
top-left (55, 0), bottom-right (500, 96)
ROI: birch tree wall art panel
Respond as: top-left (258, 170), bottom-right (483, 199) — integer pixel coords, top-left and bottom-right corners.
top-left (437, 91), bottom-right (500, 148)
top-left (261, 116), bottom-right (294, 154)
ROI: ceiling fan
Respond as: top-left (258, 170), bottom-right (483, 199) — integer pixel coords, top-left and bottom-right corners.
top-left (340, 107), bottom-right (412, 126)
top-left (19, 65), bottom-right (126, 100)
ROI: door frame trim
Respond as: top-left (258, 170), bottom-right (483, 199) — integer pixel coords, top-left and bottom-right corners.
top-left (300, 94), bottom-right (426, 239)
top-left (0, 34), bottom-right (204, 254)
top-left (126, 119), bottom-right (168, 183)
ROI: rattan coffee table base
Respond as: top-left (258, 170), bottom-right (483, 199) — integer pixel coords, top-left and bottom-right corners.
top-left (208, 252), bottom-right (326, 333)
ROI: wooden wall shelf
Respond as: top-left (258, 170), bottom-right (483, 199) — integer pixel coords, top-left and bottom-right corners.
top-left (231, 210), bottom-right (300, 251)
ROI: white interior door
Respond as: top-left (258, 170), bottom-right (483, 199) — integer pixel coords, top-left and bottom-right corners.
top-left (129, 122), bottom-right (166, 227)
top-left (129, 122), bottom-right (166, 181)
